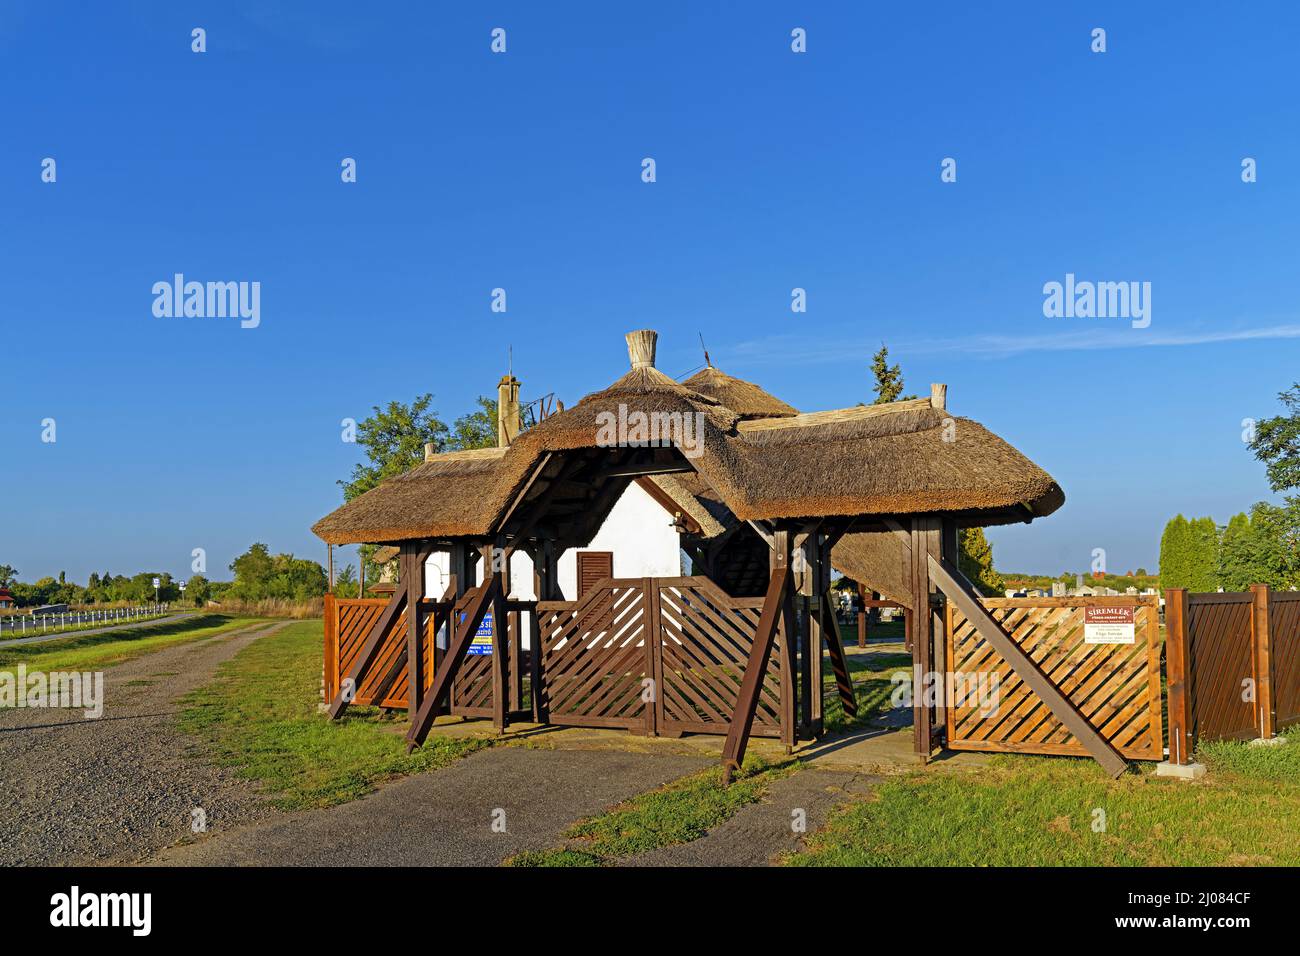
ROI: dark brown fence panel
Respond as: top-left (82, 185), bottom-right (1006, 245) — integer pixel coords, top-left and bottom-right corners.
top-left (654, 577), bottom-right (785, 738)
top-left (944, 596), bottom-right (1162, 760)
top-left (537, 579), bottom-right (652, 732)
top-left (1185, 592), bottom-right (1256, 743)
top-left (1272, 592), bottom-right (1300, 729)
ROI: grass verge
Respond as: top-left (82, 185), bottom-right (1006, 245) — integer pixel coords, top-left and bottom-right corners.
top-left (180, 619), bottom-right (486, 809)
top-left (506, 757), bottom-right (798, 866)
top-left (785, 734), bottom-right (1300, 866)
top-left (0, 613), bottom-right (261, 675)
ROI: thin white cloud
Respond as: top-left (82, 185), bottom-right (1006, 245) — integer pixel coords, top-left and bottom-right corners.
top-left (725, 323), bottom-right (1300, 365)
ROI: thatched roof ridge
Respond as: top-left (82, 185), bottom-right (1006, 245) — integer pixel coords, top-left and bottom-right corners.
top-left (682, 366), bottom-right (798, 420)
top-left (311, 332), bottom-right (1064, 545)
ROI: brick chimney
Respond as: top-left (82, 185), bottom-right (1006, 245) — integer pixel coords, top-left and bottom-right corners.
top-left (498, 373), bottom-right (521, 446)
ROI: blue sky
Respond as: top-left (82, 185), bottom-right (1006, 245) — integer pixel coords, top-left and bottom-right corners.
top-left (2, 1), bottom-right (1297, 582)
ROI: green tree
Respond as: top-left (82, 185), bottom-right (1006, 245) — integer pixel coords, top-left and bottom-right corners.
top-left (448, 396), bottom-right (499, 450)
top-left (1159, 515), bottom-right (1191, 589)
top-left (341, 394), bottom-right (449, 502)
top-left (1187, 517), bottom-right (1220, 591)
top-left (0, 565), bottom-right (17, 588)
top-left (959, 527), bottom-right (1004, 596)
top-left (334, 563), bottom-right (358, 599)
top-left (869, 344), bottom-right (905, 404)
top-left (1250, 383), bottom-right (1300, 493)
top-left (186, 574), bottom-right (211, 606)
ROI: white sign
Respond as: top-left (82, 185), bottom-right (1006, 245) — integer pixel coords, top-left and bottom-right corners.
top-left (1084, 606), bottom-right (1135, 644)
top-left (152, 577), bottom-right (161, 589)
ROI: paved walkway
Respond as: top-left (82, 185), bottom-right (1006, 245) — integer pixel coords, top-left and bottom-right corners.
top-left (0, 612), bottom-right (195, 649)
top-left (623, 768), bottom-right (878, 866)
top-left (151, 748), bottom-right (711, 866)
top-left (0, 621), bottom-right (284, 865)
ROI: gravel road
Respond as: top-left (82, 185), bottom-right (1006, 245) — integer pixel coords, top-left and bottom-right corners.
top-left (0, 621), bottom-right (287, 865)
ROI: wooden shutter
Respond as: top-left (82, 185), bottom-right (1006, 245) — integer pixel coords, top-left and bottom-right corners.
top-left (577, 551), bottom-right (614, 597)
top-left (577, 552), bottom-right (615, 634)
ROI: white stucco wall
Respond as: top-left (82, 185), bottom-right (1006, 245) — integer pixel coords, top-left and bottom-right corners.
top-left (556, 481), bottom-right (682, 600)
top-left (419, 482), bottom-right (681, 650)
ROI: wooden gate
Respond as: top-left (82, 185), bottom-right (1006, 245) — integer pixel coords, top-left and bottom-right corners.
top-left (943, 595), bottom-right (1163, 760)
top-left (655, 577), bottom-right (785, 737)
top-left (1185, 593), bottom-right (1257, 742)
top-left (536, 576), bottom-right (788, 738)
top-left (324, 593), bottom-right (527, 715)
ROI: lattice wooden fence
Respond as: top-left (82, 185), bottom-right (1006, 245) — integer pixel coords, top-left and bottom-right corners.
top-left (944, 596), bottom-right (1163, 760)
top-left (323, 593), bottom-right (527, 715)
top-left (536, 576), bottom-right (788, 738)
top-left (655, 577), bottom-right (784, 737)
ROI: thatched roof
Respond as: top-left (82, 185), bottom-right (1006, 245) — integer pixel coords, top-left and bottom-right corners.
top-left (312, 330), bottom-right (1063, 545)
top-left (682, 366), bottom-right (798, 420)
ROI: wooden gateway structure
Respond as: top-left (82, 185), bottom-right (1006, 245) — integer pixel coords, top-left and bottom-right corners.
top-left (312, 329), bottom-right (1136, 779)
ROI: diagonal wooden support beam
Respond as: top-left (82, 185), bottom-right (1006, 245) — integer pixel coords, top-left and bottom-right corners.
top-left (327, 586), bottom-right (407, 720)
top-left (406, 578), bottom-right (499, 751)
top-left (927, 554), bottom-right (1128, 778)
top-left (822, 592), bottom-right (857, 717)
top-left (720, 566), bottom-right (790, 784)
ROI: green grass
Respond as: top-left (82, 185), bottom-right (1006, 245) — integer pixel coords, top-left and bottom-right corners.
top-left (180, 619), bottom-right (486, 809)
top-left (822, 642), bottom-right (913, 733)
top-left (0, 614), bottom-right (261, 675)
top-left (506, 757), bottom-right (797, 866)
top-left (785, 735), bottom-right (1300, 866)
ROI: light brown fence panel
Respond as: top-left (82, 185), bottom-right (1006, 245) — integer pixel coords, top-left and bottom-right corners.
top-left (655, 577), bottom-right (785, 738)
top-left (1270, 592), bottom-right (1300, 729)
top-left (1185, 593), bottom-right (1257, 743)
top-left (325, 597), bottom-right (449, 710)
top-left (537, 579), bottom-right (653, 732)
top-left (945, 596), bottom-right (1162, 760)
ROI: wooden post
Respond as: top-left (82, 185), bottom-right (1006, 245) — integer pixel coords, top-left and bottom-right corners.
top-left (323, 592), bottom-right (337, 702)
top-left (857, 583), bottom-right (867, 648)
top-left (489, 538), bottom-right (509, 734)
top-left (773, 529), bottom-right (797, 752)
top-left (407, 578), bottom-right (498, 750)
top-left (531, 538), bottom-right (553, 724)
top-left (935, 518), bottom-right (959, 749)
top-left (1251, 584), bottom-right (1275, 740)
top-left (1164, 588), bottom-right (1192, 764)
top-left (327, 543), bottom-right (334, 594)
top-left (808, 531), bottom-right (824, 735)
top-left (405, 543), bottom-right (425, 721)
top-left (910, 518), bottom-right (939, 761)
top-left (720, 563), bottom-right (791, 783)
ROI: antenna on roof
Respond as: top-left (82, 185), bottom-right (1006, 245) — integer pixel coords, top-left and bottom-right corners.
top-left (508, 344), bottom-right (513, 378)
top-left (699, 332), bottom-right (712, 368)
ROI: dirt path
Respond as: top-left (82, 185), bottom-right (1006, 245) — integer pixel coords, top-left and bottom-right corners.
top-left (0, 621), bottom-right (287, 865)
top-left (150, 748), bottom-right (711, 866)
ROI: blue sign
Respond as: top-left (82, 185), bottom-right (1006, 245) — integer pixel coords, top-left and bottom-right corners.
top-left (466, 611), bottom-right (494, 655)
